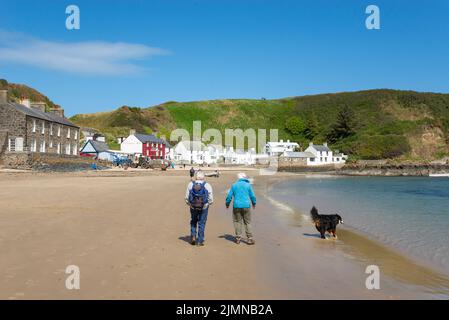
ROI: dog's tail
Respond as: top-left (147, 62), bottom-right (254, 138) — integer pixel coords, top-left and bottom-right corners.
top-left (310, 206), bottom-right (319, 221)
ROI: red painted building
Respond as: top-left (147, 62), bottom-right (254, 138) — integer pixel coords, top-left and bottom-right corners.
top-left (120, 133), bottom-right (169, 160)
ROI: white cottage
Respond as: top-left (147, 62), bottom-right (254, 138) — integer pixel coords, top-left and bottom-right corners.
top-left (173, 141), bottom-right (208, 164)
top-left (265, 140), bottom-right (299, 156)
top-left (303, 142), bottom-right (347, 165)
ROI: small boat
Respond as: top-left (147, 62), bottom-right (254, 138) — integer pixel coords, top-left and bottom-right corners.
top-left (429, 173), bottom-right (449, 177)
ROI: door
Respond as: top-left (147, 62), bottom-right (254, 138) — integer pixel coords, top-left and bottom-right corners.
top-left (15, 137), bottom-right (24, 151)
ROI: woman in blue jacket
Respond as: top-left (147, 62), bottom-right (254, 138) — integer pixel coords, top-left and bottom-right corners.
top-left (225, 173), bottom-right (257, 245)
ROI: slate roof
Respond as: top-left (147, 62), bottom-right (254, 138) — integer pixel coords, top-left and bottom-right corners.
top-left (3, 102), bottom-right (79, 128)
top-left (134, 133), bottom-right (170, 147)
top-left (81, 140), bottom-right (110, 153)
top-left (309, 144), bottom-right (330, 152)
top-left (284, 151), bottom-right (315, 158)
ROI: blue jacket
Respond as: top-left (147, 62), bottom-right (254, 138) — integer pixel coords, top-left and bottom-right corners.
top-left (225, 178), bottom-right (257, 209)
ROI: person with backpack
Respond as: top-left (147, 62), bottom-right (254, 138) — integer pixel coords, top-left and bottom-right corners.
top-left (185, 170), bottom-right (214, 246)
top-left (225, 173), bottom-right (257, 245)
top-left (189, 167), bottom-right (195, 179)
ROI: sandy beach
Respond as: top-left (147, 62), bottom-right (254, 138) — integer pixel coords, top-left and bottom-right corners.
top-left (0, 169), bottom-right (446, 299)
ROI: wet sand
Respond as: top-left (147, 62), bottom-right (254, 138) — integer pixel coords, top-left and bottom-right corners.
top-left (0, 169), bottom-right (445, 299)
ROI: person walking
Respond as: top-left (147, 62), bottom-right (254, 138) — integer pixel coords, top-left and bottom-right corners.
top-left (185, 170), bottom-right (214, 246)
top-left (189, 167), bottom-right (195, 179)
top-left (225, 173), bottom-right (257, 245)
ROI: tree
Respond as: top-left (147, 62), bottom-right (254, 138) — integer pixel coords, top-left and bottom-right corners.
top-left (285, 116), bottom-right (305, 135)
top-left (304, 113), bottom-right (319, 140)
top-left (327, 105), bottom-right (356, 143)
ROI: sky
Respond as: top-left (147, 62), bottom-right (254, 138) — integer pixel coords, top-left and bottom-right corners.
top-left (0, 0), bottom-right (448, 116)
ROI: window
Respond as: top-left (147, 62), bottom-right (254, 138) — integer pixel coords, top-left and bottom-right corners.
top-left (32, 119), bottom-right (36, 133)
top-left (320, 157), bottom-right (323, 162)
top-left (57, 125), bottom-right (61, 137)
top-left (67, 128), bottom-right (71, 139)
top-left (310, 158), bottom-right (315, 162)
top-left (8, 138), bottom-right (15, 151)
top-left (65, 144), bottom-right (71, 155)
top-left (57, 143), bottom-right (60, 154)
top-left (50, 124), bottom-right (53, 136)
top-left (74, 130), bottom-right (78, 140)
top-left (40, 141), bottom-right (46, 153)
top-left (41, 121), bottom-right (45, 134)
top-left (50, 140), bottom-right (53, 149)
top-left (31, 140), bottom-right (36, 152)
top-left (72, 144), bottom-right (77, 155)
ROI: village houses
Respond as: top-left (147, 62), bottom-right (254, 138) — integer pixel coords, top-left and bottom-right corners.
top-left (282, 142), bottom-right (347, 166)
top-left (0, 90), bottom-right (80, 156)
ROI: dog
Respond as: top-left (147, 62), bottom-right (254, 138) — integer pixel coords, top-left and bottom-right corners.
top-left (310, 206), bottom-right (344, 239)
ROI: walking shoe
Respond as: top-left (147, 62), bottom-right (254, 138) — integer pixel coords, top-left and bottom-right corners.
top-left (247, 238), bottom-right (255, 245)
top-left (235, 237), bottom-right (241, 245)
top-left (190, 236), bottom-right (196, 246)
top-left (197, 242), bottom-right (205, 247)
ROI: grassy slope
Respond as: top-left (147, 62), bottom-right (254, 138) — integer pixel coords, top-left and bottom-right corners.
top-left (70, 89), bottom-right (449, 160)
top-left (0, 79), bottom-right (58, 110)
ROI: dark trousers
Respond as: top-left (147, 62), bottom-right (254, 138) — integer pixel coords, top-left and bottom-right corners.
top-left (190, 207), bottom-right (209, 244)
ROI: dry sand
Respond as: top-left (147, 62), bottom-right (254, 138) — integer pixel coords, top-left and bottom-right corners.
top-left (0, 169), bottom-right (443, 299)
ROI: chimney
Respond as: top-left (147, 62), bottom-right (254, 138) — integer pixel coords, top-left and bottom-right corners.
top-left (49, 108), bottom-right (64, 118)
top-left (309, 142), bottom-right (313, 146)
top-left (31, 102), bottom-right (47, 113)
top-left (130, 129), bottom-right (136, 136)
top-left (20, 98), bottom-right (31, 108)
top-left (323, 142), bottom-right (328, 147)
top-left (0, 90), bottom-right (7, 104)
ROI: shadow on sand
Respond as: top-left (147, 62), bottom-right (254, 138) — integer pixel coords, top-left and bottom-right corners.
top-left (178, 235), bottom-right (193, 244)
top-left (302, 233), bottom-right (322, 239)
top-left (218, 234), bottom-right (236, 243)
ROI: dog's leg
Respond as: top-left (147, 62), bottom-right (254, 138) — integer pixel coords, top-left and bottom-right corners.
top-left (320, 226), bottom-right (326, 239)
top-left (332, 230), bottom-right (338, 239)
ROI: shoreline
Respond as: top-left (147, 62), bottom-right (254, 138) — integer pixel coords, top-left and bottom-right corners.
top-left (262, 174), bottom-right (449, 298)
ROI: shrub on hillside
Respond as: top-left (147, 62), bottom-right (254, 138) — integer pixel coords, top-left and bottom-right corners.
top-left (350, 134), bottom-right (410, 159)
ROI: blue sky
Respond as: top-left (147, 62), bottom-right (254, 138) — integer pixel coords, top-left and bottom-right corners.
top-left (0, 0), bottom-right (448, 116)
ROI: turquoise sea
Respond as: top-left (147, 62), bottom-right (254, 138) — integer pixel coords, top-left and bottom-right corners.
top-left (270, 176), bottom-right (449, 274)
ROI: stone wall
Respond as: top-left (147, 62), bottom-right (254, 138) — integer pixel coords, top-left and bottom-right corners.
top-left (278, 157), bottom-right (308, 168)
top-left (1, 151), bottom-right (109, 171)
top-left (338, 162), bottom-right (449, 176)
top-left (278, 164), bottom-right (340, 173)
top-left (25, 117), bottom-right (80, 155)
top-left (0, 129), bottom-right (8, 156)
top-left (0, 104), bottom-right (27, 138)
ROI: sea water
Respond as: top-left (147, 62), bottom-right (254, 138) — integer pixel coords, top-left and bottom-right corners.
top-left (270, 176), bottom-right (449, 273)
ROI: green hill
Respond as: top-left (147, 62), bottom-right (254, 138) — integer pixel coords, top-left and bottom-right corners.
top-left (0, 79), bottom-right (59, 111)
top-left (70, 89), bottom-right (449, 160)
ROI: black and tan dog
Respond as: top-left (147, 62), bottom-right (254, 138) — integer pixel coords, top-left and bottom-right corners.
top-left (310, 206), bottom-right (344, 239)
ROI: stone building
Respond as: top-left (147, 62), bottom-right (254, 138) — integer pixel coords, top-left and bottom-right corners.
top-left (0, 89), bottom-right (80, 156)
